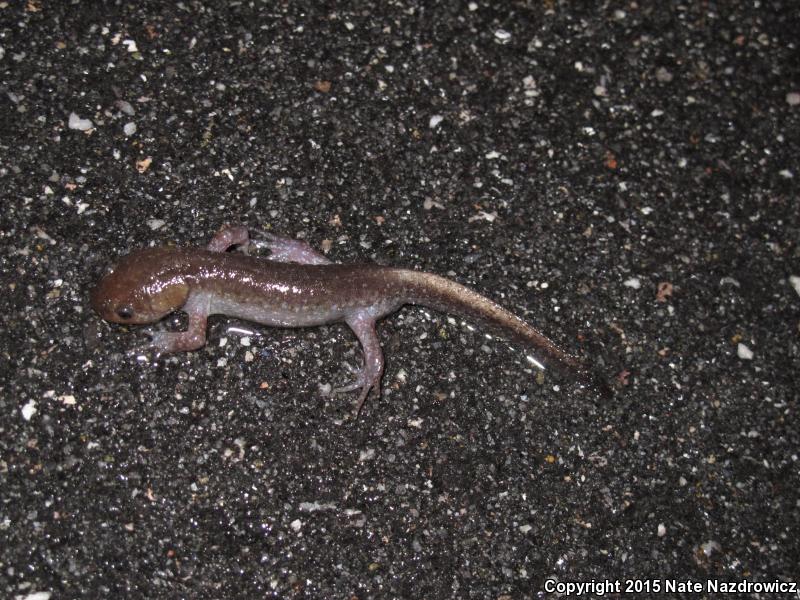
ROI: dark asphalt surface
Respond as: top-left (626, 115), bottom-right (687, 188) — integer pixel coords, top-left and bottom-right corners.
top-left (1, 1), bottom-right (798, 598)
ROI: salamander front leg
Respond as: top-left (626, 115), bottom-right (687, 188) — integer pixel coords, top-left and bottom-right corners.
top-left (208, 224), bottom-right (250, 253)
top-left (335, 314), bottom-right (384, 417)
top-left (137, 295), bottom-right (210, 358)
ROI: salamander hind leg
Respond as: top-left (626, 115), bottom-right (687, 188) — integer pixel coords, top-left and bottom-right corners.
top-left (334, 314), bottom-right (384, 417)
top-left (253, 232), bottom-right (332, 265)
top-left (208, 224), bottom-right (251, 253)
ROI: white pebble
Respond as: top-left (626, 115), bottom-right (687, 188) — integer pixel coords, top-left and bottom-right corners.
top-left (123, 122), bottom-right (137, 136)
top-left (20, 593), bottom-right (52, 600)
top-left (290, 519), bottom-right (302, 532)
top-left (21, 400), bottom-right (37, 421)
top-left (623, 277), bottom-right (641, 289)
top-left (655, 67), bottom-right (673, 83)
top-left (116, 100), bottom-right (135, 115)
top-left (786, 91), bottom-right (800, 106)
top-left (737, 343), bottom-right (753, 360)
top-left (423, 197), bottom-right (444, 210)
top-left (468, 210), bottom-right (497, 223)
top-left (494, 29), bottom-right (511, 42)
top-left (789, 275), bottom-right (800, 297)
top-left (701, 540), bottom-right (721, 557)
top-left (429, 115), bottom-right (444, 129)
top-left (68, 112), bottom-right (93, 131)
top-left (720, 276), bottom-right (740, 287)
top-left (657, 523), bottom-right (666, 537)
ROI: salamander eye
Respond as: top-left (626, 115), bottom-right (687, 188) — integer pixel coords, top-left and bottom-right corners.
top-left (116, 306), bottom-right (134, 320)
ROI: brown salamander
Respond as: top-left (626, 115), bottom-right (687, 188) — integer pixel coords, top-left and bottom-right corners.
top-left (91, 226), bottom-right (611, 415)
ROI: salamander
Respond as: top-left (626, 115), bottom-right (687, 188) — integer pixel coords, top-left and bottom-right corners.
top-left (91, 225), bottom-right (611, 415)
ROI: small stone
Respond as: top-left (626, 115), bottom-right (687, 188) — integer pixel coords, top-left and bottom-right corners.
top-left (21, 400), bottom-right (37, 420)
top-left (701, 540), bottom-right (721, 557)
top-left (68, 112), bottom-right (93, 131)
top-left (494, 29), bottom-right (511, 42)
top-left (136, 156), bottom-right (153, 173)
top-left (116, 100), bottom-right (135, 115)
top-left (789, 275), bottom-right (800, 297)
top-left (20, 593), bottom-right (52, 600)
top-left (58, 394), bottom-right (76, 406)
top-left (623, 277), bottom-right (641, 289)
top-left (737, 343), bottom-right (753, 360)
top-left (655, 67), bottom-right (673, 83)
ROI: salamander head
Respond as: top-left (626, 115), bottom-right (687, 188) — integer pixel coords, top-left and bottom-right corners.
top-left (91, 247), bottom-right (190, 325)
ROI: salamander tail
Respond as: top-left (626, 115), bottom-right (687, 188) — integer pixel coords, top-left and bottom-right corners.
top-left (395, 269), bottom-right (610, 398)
